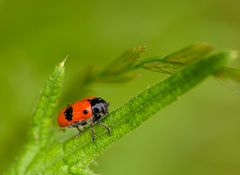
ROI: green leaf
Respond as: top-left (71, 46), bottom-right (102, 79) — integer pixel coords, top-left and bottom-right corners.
top-left (5, 59), bottom-right (65, 175)
top-left (136, 43), bottom-right (214, 74)
top-left (100, 46), bottom-right (146, 74)
top-left (94, 46), bottom-right (145, 83)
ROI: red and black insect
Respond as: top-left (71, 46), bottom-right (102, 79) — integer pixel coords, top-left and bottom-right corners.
top-left (57, 96), bottom-right (111, 141)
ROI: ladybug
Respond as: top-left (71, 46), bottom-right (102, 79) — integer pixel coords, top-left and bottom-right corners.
top-left (57, 96), bottom-right (111, 141)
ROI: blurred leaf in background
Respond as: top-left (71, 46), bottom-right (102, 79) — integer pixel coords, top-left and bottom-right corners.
top-left (0, 0), bottom-right (240, 174)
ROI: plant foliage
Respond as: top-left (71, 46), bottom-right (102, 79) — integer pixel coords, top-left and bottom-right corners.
top-left (5, 44), bottom-right (239, 175)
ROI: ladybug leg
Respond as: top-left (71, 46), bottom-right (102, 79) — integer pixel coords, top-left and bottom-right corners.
top-left (98, 122), bottom-right (111, 135)
top-left (74, 120), bottom-right (87, 136)
top-left (90, 123), bottom-right (96, 142)
top-left (76, 125), bottom-right (82, 134)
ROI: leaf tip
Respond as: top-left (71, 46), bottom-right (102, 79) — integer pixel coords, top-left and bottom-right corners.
top-left (61, 55), bottom-right (69, 67)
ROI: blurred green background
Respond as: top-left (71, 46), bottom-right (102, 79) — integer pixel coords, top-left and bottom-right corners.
top-left (1, 0), bottom-right (240, 174)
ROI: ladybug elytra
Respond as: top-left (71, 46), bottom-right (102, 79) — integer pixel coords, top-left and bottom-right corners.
top-left (57, 96), bottom-right (111, 141)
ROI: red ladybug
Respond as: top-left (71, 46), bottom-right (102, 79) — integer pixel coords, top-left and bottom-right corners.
top-left (57, 96), bottom-right (111, 141)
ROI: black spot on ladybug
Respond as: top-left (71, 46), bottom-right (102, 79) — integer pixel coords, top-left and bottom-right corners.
top-left (64, 106), bottom-right (73, 121)
top-left (83, 109), bottom-right (88, 115)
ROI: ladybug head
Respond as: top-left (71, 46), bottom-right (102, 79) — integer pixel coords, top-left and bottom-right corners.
top-left (90, 97), bottom-right (109, 120)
